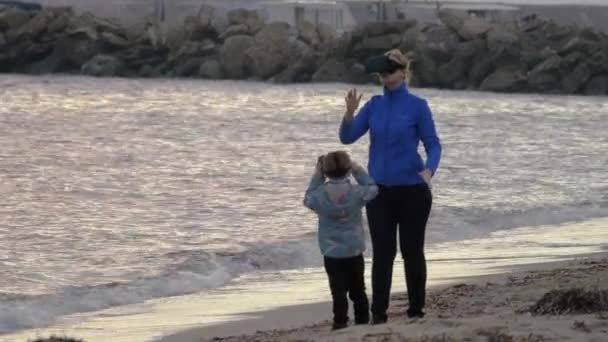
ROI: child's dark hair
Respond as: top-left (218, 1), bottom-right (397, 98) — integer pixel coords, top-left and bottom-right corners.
top-left (322, 151), bottom-right (351, 179)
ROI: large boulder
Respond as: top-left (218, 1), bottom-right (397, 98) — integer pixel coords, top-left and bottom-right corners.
top-left (561, 63), bottom-right (592, 93)
top-left (317, 22), bottom-right (335, 44)
top-left (227, 9), bottom-right (264, 35)
top-left (168, 39), bottom-right (216, 65)
top-left (527, 72), bottom-right (560, 92)
top-left (311, 58), bottom-right (348, 82)
top-left (438, 9), bottom-right (490, 41)
top-left (480, 68), bottom-right (527, 92)
top-left (81, 55), bottom-right (124, 77)
top-left (358, 20), bottom-right (417, 38)
top-left (417, 24), bottom-right (460, 64)
top-left (467, 54), bottom-right (493, 88)
top-left (6, 9), bottom-right (52, 42)
top-left (254, 22), bottom-right (290, 48)
top-left (583, 75), bottom-right (608, 95)
top-left (0, 7), bottom-right (32, 32)
top-left (245, 46), bottom-right (289, 79)
top-left (199, 58), bottom-right (223, 79)
top-left (219, 24), bottom-right (249, 41)
top-left (411, 49), bottom-right (439, 87)
top-left (297, 20), bottom-right (320, 47)
top-left (172, 57), bottom-right (202, 77)
top-left (529, 55), bottom-right (561, 75)
top-left (245, 22), bottom-right (291, 79)
top-left (271, 37), bottom-right (318, 83)
top-left (219, 35), bottom-right (254, 79)
top-left (486, 26), bottom-right (520, 52)
top-left (437, 57), bottom-right (467, 88)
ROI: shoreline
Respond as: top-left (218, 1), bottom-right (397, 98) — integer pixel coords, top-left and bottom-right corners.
top-left (159, 251), bottom-right (608, 342)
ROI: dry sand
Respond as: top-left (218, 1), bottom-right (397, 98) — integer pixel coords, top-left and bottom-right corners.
top-left (160, 254), bottom-right (608, 342)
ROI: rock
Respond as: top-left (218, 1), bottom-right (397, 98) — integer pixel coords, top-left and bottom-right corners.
top-left (437, 57), bottom-right (467, 88)
top-left (254, 22), bottom-right (290, 47)
top-left (468, 54), bottom-right (493, 87)
top-left (360, 20), bottom-right (417, 37)
top-left (437, 9), bottom-right (465, 33)
top-left (199, 59), bottom-right (223, 79)
top-left (480, 68), bottom-right (526, 92)
top-left (361, 33), bottom-right (401, 50)
top-left (399, 25), bottom-right (420, 52)
top-left (8, 10), bottom-right (52, 41)
top-left (411, 51), bottom-right (438, 87)
top-left (272, 52), bottom-right (318, 83)
top-left (583, 75), bottom-right (608, 95)
top-left (560, 51), bottom-right (585, 69)
top-left (561, 63), bottom-right (592, 93)
top-left (227, 9), bottom-right (264, 34)
top-left (219, 24), bottom-right (249, 41)
top-left (417, 24), bottom-right (460, 63)
top-left (219, 35), bottom-right (254, 79)
top-left (459, 16), bottom-right (491, 40)
top-left (558, 37), bottom-right (599, 56)
top-left (529, 55), bottom-right (561, 75)
top-left (244, 22), bottom-right (291, 79)
top-left (317, 22), bottom-right (335, 44)
top-left (587, 49), bottom-right (608, 73)
top-left (76, 13), bottom-right (124, 37)
top-left (312, 59), bottom-right (349, 82)
top-left (453, 39), bottom-right (485, 59)
top-left (118, 46), bottom-right (168, 68)
top-left (55, 36), bottom-right (101, 68)
top-left (297, 20), bottom-right (320, 47)
top-left (0, 7), bottom-right (32, 31)
top-left (169, 40), bottom-right (215, 64)
top-left (489, 43), bottom-right (522, 70)
top-left (486, 26), bottom-right (519, 51)
top-left (245, 45), bottom-right (289, 79)
top-left (82, 55), bottom-right (124, 77)
top-left (0, 32), bottom-right (5, 47)
top-left (527, 72), bottom-right (560, 92)
top-left (182, 14), bottom-right (218, 41)
top-left (101, 31), bottom-right (130, 48)
top-left (67, 26), bottom-right (98, 40)
top-left (46, 12), bottom-right (70, 34)
top-left (173, 57), bottom-right (202, 77)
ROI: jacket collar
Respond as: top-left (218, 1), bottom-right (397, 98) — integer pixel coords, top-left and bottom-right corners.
top-left (383, 82), bottom-right (408, 96)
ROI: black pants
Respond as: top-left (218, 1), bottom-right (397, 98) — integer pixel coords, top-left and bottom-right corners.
top-left (366, 183), bottom-right (432, 319)
top-left (323, 254), bottom-right (369, 325)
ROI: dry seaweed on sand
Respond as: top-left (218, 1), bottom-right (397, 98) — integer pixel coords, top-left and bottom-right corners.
top-left (530, 288), bottom-right (608, 315)
top-left (30, 336), bottom-right (84, 342)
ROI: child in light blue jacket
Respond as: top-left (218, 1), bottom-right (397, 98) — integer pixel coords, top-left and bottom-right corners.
top-left (303, 150), bottom-right (378, 330)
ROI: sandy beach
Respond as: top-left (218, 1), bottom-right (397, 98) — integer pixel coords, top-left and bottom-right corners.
top-left (160, 254), bottom-right (608, 342)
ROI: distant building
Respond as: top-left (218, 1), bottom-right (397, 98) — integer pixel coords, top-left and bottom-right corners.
top-left (30, 0), bottom-right (608, 34)
top-left (259, 1), bottom-right (357, 33)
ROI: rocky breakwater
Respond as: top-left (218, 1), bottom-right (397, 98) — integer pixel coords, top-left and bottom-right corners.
top-left (0, 4), bottom-right (607, 95)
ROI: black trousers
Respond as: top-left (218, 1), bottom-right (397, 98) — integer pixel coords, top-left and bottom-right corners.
top-left (366, 183), bottom-right (432, 319)
top-left (323, 254), bottom-right (370, 325)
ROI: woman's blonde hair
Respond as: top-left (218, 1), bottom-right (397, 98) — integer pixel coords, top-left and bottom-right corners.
top-left (384, 49), bottom-right (413, 84)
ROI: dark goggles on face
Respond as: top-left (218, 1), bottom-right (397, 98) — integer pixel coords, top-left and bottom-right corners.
top-left (364, 55), bottom-right (403, 75)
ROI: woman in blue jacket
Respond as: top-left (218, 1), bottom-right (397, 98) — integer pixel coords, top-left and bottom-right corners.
top-left (339, 49), bottom-right (442, 324)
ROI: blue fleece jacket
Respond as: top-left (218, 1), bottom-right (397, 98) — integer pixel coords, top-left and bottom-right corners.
top-left (339, 83), bottom-right (442, 186)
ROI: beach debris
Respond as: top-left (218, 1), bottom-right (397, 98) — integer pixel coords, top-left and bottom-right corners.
top-left (530, 288), bottom-right (608, 315)
top-left (29, 336), bottom-right (84, 342)
top-left (572, 320), bottom-right (592, 333)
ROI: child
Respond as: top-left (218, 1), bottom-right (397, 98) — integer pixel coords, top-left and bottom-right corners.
top-left (303, 151), bottom-right (378, 330)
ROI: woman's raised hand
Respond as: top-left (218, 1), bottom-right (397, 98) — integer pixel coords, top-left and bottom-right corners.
top-left (345, 88), bottom-right (363, 120)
